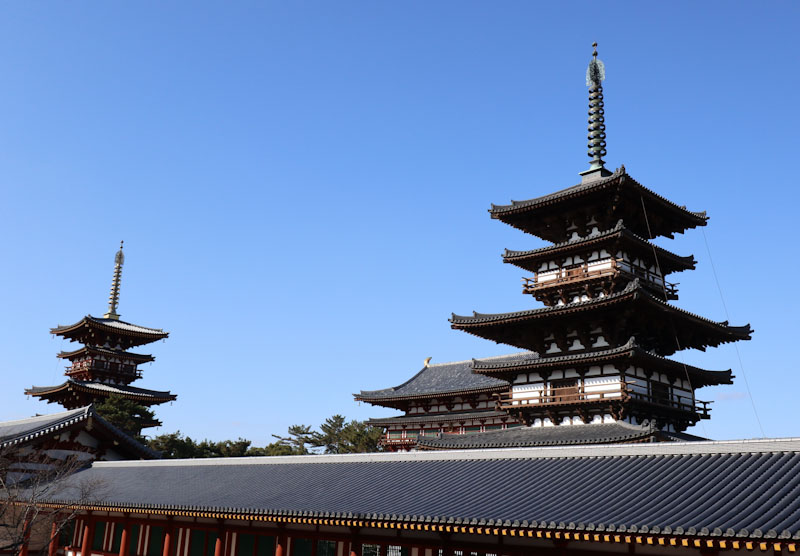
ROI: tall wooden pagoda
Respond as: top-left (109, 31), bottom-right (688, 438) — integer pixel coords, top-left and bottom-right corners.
top-left (443, 44), bottom-right (750, 442)
top-left (359, 45), bottom-right (751, 451)
top-left (25, 242), bottom-right (176, 427)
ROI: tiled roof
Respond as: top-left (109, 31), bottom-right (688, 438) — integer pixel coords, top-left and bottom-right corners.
top-left (416, 422), bottom-right (674, 449)
top-left (26, 380), bottom-right (176, 402)
top-left (57, 346), bottom-right (154, 362)
top-left (472, 338), bottom-right (733, 388)
top-left (502, 219), bottom-right (696, 273)
top-left (489, 168), bottom-right (707, 224)
top-left (355, 353), bottom-right (535, 403)
top-left (366, 410), bottom-right (510, 427)
top-left (40, 438), bottom-right (800, 541)
top-left (0, 405), bottom-right (158, 459)
top-left (451, 280), bottom-right (752, 340)
top-left (51, 316), bottom-right (168, 340)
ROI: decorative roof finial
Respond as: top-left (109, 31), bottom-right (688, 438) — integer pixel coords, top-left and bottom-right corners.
top-left (579, 42), bottom-right (611, 183)
top-left (104, 241), bottom-right (124, 320)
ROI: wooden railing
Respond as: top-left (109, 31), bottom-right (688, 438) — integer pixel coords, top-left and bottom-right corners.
top-left (522, 258), bottom-right (677, 297)
top-left (496, 382), bottom-right (709, 417)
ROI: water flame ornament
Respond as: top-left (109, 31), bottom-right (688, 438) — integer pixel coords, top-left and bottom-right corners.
top-left (586, 42), bottom-right (607, 171)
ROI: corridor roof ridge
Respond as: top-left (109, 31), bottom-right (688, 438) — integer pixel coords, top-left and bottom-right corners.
top-left (89, 436), bottom-right (800, 467)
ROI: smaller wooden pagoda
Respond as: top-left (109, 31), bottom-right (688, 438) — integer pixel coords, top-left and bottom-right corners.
top-left (25, 242), bottom-right (176, 427)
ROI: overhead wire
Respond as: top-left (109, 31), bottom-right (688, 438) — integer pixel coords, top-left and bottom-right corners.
top-left (700, 228), bottom-right (766, 438)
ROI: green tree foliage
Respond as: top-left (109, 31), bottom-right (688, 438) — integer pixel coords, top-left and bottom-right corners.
top-left (94, 394), bottom-right (157, 440)
top-left (270, 424), bottom-right (315, 455)
top-left (147, 433), bottom-right (254, 458)
top-left (146, 416), bottom-right (382, 459)
top-left (311, 415), bottom-right (383, 454)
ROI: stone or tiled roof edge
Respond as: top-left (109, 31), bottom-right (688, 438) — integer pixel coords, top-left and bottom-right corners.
top-left (472, 338), bottom-right (732, 379)
top-left (28, 379), bottom-right (176, 399)
top-left (451, 279), bottom-right (638, 323)
top-left (51, 315), bottom-right (168, 336)
top-left (503, 221), bottom-right (695, 267)
top-left (355, 352), bottom-right (529, 400)
top-left (57, 346), bottom-right (155, 360)
top-left (416, 428), bottom-right (656, 450)
top-left (0, 406), bottom-right (91, 448)
top-left (453, 279), bottom-right (751, 336)
top-left (356, 384), bottom-right (507, 403)
top-left (472, 339), bottom-right (633, 369)
top-left (490, 169), bottom-right (708, 225)
top-left (89, 437), bottom-right (800, 468)
top-left (0, 405), bottom-right (157, 459)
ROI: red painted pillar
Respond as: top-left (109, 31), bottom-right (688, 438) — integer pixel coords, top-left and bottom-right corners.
top-left (19, 516), bottom-right (32, 556)
top-left (275, 535), bottom-right (285, 556)
top-left (81, 517), bottom-right (95, 556)
top-left (162, 522), bottom-right (174, 556)
top-left (48, 520), bottom-right (60, 556)
top-left (213, 526), bottom-right (224, 556)
top-left (119, 521), bottom-right (130, 556)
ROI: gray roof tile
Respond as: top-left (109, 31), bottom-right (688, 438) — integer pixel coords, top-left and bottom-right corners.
top-left (415, 422), bottom-right (680, 449)
top-left (40, 438), bottom-right (800, 541)
top-left (0, 405), bottom-right (158, 458)
top-left (26, 379), bottom-right (175, 399)
top-left (356, 353), bottom-right (536, 402)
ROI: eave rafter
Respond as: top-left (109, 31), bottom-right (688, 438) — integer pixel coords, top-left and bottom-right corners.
top-left (503, 220), bottom-right (696, 275)
top-left (451, 281), bottom-right (751, 356)
top-left (489, 169), bottom-right (708, 242)
top-left (472, 338), bottom-right (733, 388)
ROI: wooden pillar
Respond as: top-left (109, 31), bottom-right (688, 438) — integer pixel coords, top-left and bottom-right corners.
top-left (119, 520), bottom-right (130, 556)
top-left (81, 517), bottom-right (95, 556)
top-left (20, 516), bottom-right (32, 556)
top-left (275, 535), bottom-right (286, 556)
top-left (213, 524), bottom-right (225, 556)
top-left (48, 520), bottom-right (60, 556)
top-left (162, 521), bottom-right (174, 556)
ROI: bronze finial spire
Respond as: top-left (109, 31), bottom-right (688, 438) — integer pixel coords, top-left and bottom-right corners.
top-left (580, 42), bottom-right (610, 183)
top-left (104, 241), bottom-right (125, 320)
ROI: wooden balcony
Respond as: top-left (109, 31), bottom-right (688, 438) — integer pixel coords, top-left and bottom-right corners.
top-left (496, 382), bottom-right (710, 419)
top-left (522, 258), bottom-right (678, 298)
top-left (379, 437), bottom-right (417, 448)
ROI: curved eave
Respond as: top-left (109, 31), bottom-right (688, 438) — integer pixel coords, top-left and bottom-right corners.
top-left (26, 381), bottom-right (177, 404)
top-left (452, 282), bottom-right (750, 338)
top-left (490, 170), bottom-right (708, 238)
top-left (473, 341), bottom-right (733, 387)
top-left (503, 225), bottom-right (696, 274)
top-left (56, 346), bottom-right (155, 363)
top-left (354, 384), bottom-right (508, 405)
top-left (0, 405), bottom-right (158, 459)
top-left (51, 316), bottom-right (169, 344)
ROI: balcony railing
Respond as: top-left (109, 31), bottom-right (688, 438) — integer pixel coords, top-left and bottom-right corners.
top-left (522, 258), bottom-right (677, 297)
top-left (496, 382), bottom-right (710, 418)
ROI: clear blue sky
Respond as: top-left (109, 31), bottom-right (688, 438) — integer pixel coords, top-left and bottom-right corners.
top-left (1, 2), bottom-right (798, 444)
